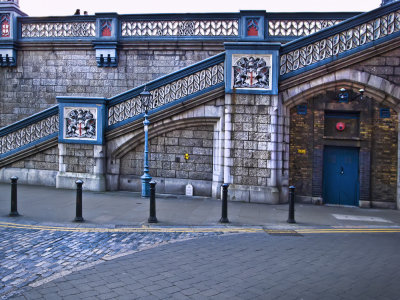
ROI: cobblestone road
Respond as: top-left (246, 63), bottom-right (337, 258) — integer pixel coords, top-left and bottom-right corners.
top-left (2, 223), bottom-right (400, 300)
top-left (0, 222), bottom-right (226, 299)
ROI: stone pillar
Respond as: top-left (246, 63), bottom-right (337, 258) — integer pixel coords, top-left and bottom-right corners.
top-left (223, 41), bottom-right (281, 203)
top-left (56, 96), bottom-right (107, 191)
top-left (223, 94), bottom-right (233, 186)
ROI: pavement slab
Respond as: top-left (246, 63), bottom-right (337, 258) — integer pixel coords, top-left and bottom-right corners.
top-left (0, 183), bottom-right (400, 299)
top-left (6, 232), bottom-right (400, 300)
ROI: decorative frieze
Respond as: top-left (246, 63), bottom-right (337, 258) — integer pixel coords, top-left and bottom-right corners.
top-left (108, 62), bottom-right (224, 126)
top-left (21, 22), bottom-right (96, 38)
top-left (121, 20), bottom-right (239, 37)
top-left (280, 10), bottom-right (400, 76)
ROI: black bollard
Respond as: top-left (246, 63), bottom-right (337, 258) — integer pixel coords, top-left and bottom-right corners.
top-left (148, 181), bottom-right (158, 223)
top-left (9, 176), bottom-right (19, 217)
top-left (287, 186), bottom-right (296, 224)
top-left (219, 183), bottom-right (229, 223)
top-left (74, 180), bottom-right (84, 222)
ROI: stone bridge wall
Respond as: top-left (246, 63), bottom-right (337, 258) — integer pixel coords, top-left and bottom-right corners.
top-left (0, 48), bottom-right (220, 127)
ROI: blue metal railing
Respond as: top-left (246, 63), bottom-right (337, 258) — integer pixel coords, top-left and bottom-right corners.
top-left (0, 106), bottom-right (59, 160)
top-left (107, 52), bottom-right (225, 130)
top-left (279, 2), bottom-right (400, 79)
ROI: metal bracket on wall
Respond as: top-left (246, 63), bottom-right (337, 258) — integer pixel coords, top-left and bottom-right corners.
top-left (0, 48), bottom-right (16, 67)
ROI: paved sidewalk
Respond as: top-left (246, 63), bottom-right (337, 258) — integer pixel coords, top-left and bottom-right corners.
top-left (0, 183), bottom-right (400, 228)
top-left (9, 232), bottom-right (400, 300)
top-left (1, 183), bottom-right (400, 299)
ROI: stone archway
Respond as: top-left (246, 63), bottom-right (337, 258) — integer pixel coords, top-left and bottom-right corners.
top-left (105, 101), bottom-right (226, 197)
top-left (280, 69), bottom-right (400, 209)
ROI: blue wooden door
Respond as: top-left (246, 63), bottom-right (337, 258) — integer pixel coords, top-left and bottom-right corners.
top-left (323, 146), bottom-right (359, 206)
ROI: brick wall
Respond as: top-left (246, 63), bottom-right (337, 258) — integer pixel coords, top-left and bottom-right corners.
top-left (371, 104), bottom-right (398, 203)
top-left (230, 94), bottom-right (272, 186)
top-left (0, 49), bottom-right (220, 127)
top-left (289, 92), bottom-right (398, 206)
top-left (120, 125), bottom-right (214, 181)
top-left (7, 146), bottom-right (58, 170)
top-left (63, 144), bottom-right (95, 173)
top-left (289, 104), bottom-right (313, 195)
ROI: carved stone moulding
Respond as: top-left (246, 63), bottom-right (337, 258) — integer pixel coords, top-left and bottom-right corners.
top-left (232, 54), bottom-right (272, 90)
top-left (64, 107), bottom-right (97, 141)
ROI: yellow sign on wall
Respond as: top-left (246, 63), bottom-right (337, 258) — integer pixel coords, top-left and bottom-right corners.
top-left (184, 153), bottom-right (190, 160)
top-left (297, 149), bottom-right (306, 154)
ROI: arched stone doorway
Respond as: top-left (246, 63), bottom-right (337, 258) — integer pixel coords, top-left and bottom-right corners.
top-left (288, 88), bottom-right (398, 208)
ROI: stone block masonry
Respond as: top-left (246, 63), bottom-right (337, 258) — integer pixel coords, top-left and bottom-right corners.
top-left (231, 94), bottom-right (272, 187)
top-left (120, 126), bottom-right (214, 196)
top-left (226, 93), bottom-right (281, 204)
top-left (0, 49), bottom-right (220, 127)
top-left (0, 146), bottom-right (59, 186)
top-left (7, 146), bottom-right (58, 171)
top-left (57, 143), bottom-right (106, 191)
top-left (61, 144), bottom-right (95, 174)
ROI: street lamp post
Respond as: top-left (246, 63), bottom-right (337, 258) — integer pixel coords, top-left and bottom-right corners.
top-left (140, 87), bottom-right (152, 197)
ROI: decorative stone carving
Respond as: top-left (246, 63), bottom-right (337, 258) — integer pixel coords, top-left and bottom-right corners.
top-left (0, 14), bottom-right (10, 37)
top-left (21, 22), bottom-right (96, 38)
top-left (233, 56), bottom-right (271, 89)
top-left (247, 19), bottom-right (259, 36)
top-left (101, 20), bottom-right (112, 37)
top-left (65, 108), bottom-right (97, 139)
top-left (121, 20), bottom-right (238, 37)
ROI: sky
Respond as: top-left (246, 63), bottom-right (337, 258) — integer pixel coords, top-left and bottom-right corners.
top-left (18, 0), bottom-right (382, 17)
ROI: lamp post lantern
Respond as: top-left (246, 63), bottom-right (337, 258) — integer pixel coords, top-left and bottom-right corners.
top-left (140, 87), bottom-right (153, 197)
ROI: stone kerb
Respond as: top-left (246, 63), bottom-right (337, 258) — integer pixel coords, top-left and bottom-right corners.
top-left (56, 97), bottom-right (107, 191)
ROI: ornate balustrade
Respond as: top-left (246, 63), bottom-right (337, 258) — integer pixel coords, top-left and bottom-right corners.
top-left (107, 53), bottom-right (225, 129)
top-left (280, 3), bottom-right (400, 78)
top-left (268, 19), bottom-right (342, 37)
top-left (19, 17), bottom-right (96, 39)
top-left (0, 106), bottom-right (59, 159)
top-left (120, 14), bottom-right (239, 38)
top-left (266, 12), bottom-right (358, 38)
top-left (12, 12), bottom-right (359, 41)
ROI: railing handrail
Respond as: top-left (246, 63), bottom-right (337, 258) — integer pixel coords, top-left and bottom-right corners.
top-left (0, 105), bottom-right (58, 137)
top-left (281, 1), bottom-right (400, 54)
top-left (118, 12), bottom-right (240, 20)
top-left (18, 16), bottom-right (97, 23)
top-left (107, 52), bottom-right (226, 107)
top-left (266, 12), bottom-right (361, 20)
